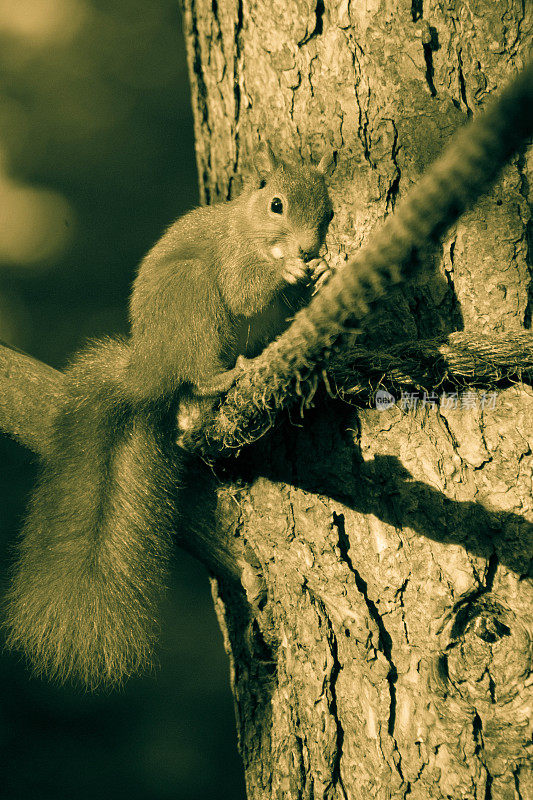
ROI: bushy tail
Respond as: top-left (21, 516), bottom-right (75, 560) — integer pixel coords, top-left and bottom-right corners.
top-left (4, 338), bottom-right (181, 689)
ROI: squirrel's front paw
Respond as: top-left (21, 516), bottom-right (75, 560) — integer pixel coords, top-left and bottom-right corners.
top-left (281, 257), bottom-right (308, 285)
top-left (282, 257), bottom-right (332, 289)
top-left (307, 257), bottom-right (332, 293)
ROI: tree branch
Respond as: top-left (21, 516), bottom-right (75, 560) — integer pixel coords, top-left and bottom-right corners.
top-left (185, 330), bottom-right (533, 454)
top-left (1, 330), bottom-right (531, 457)
top-left (336, 331), bottom-right (533, 395)
top-left (0, 342), bottom-right (64, 457)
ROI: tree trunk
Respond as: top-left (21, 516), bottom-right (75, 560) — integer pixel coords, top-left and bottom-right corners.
top-left (181, 1), bottom-right (532, 798)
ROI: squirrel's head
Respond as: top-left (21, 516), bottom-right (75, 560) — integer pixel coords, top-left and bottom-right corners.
top-left (247, 142), bottom-right (335, 263)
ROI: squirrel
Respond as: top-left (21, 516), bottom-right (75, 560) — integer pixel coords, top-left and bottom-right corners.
top-left (4, 142), bottom-right (334, 689)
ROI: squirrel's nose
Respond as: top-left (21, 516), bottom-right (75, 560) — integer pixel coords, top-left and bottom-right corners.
top-left (297, 229), bottom-right (321, 261)
top-left (298, 240), bottom-right (319, 262)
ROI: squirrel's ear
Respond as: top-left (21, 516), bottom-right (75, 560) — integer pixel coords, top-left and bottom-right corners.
top-left (253, 142), bottom-right (278, 180)
top-left (317, 149), bottom-right (335, 177)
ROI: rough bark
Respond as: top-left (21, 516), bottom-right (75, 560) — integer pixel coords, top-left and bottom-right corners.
top-left (181, 1), bottom-right (532, 799)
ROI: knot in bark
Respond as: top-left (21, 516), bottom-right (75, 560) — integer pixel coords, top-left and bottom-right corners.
top-left (437, 596), bottom-right (531, 706)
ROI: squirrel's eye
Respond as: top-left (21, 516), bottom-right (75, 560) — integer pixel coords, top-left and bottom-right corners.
top-left (270, 197), bottom-right (284, 214)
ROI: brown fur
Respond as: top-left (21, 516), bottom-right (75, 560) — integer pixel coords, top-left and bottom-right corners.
top-left (4, 145), bottom-right (333, 688)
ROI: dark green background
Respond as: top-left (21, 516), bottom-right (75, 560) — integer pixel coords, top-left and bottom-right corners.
top-left (0, 2), bottom-right (245, 798)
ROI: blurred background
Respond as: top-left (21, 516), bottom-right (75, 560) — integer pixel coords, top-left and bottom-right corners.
top-left (0, 1), bottom-right (245, 798)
